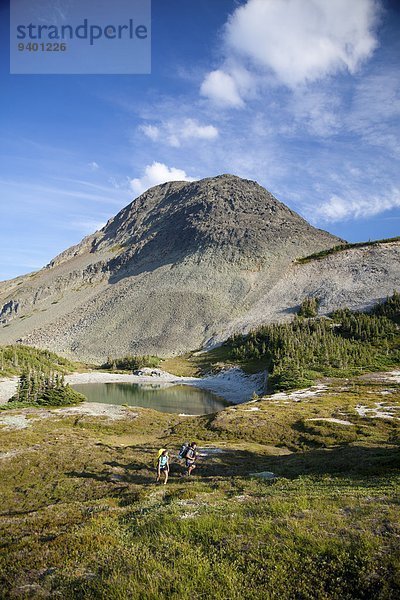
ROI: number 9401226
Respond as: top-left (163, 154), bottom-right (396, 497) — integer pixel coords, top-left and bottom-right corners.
top-left (18, 42), bottom-right (67, 52)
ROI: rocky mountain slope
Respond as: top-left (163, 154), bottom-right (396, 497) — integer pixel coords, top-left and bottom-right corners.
top-left (0, 174), bottom-right (398, 362)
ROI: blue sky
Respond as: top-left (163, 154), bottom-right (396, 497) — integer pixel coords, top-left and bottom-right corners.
top-left (1, 0), bottom-right (400, 281)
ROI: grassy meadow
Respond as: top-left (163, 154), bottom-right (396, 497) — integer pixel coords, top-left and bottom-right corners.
top-left (0, 375), bottom-right (399, 599)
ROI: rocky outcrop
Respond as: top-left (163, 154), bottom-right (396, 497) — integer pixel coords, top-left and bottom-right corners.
top-left (0, 299), bottom-right (19, 323)
top-left (1, 174), bottom-right (397, 362)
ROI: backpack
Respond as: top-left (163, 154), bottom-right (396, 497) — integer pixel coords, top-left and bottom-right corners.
top-left (155, 448), bottom-right (166, 467)
top-left (178, 443), bottom-right (189, 459)
top-left (185, 447), bottom-right (195, 460)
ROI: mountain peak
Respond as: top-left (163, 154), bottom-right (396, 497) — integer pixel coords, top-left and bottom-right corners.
top-left (0, 173), bottom-right (362, 362)
top-left (89, 174), bottom-right (341, 269)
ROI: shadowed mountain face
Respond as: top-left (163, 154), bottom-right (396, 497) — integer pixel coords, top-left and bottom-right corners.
top-left (92, 175), bottom-right (330, 268)
top-left (48, 175), bottom-right (340, 279)
top-left (1, 174), bottom-right (397, 362)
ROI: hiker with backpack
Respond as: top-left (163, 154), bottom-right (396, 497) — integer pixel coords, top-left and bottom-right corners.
top-left (179, 441), bottom-right (198, 476)
top-left (156, 448), bottom-right (170, 485)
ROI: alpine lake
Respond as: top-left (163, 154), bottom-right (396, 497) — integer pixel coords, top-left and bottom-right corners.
top-left (71, 382), bottom-right (229, 415)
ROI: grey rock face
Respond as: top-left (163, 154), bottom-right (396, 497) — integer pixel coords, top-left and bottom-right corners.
top-left (1, 174), bottom-right (396, 363)
top-left (0, 299), bottom-right (19, 322)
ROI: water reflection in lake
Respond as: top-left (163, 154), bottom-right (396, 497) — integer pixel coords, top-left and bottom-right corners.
top-left (72, 382), bottom-right (229, 415)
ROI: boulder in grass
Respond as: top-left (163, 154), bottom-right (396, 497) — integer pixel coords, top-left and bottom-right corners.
top-left (249, 471), bottom-right (276, 480)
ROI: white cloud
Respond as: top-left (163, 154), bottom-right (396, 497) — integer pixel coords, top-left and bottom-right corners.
top-left (88, 161), bottom-right (99, 170)
top-left (351, 71), bottom-right (400, 124)
top-left (68, 219), bottom-right (107, 233)
top-left (179, 118), bottom-right (219, 142)
top-left (287, 87), bottom-right (342, 136)
top-left (129, 162), bottom-right (196, 196)
top-left (201, 0), bottom-right (380, 105)
top-left (311, 188), bottom-right (400, 222)
top-left (200, 69), bottom-right (244, 107)
top-left (141, 118), bottom-right (219, 147)
top-left (346, 70), bottom-right (400, 154)
top-left (140, 124), bottom-right (160, 141)
top-left (0, 178), bottom-right (124, 205)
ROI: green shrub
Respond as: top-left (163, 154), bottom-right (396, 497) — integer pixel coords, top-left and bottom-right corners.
top-left (268, 369), bottom-right (314, 391)
top-left (36, 385), bottom-right (85, 406)
top-left (101, 354), bottom-right (161, 372)
top-left (298, 296), bottom-right (320, 317)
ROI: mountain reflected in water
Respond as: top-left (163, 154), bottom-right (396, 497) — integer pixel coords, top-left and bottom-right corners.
top-left (72, 382), bottom-right (229, 415)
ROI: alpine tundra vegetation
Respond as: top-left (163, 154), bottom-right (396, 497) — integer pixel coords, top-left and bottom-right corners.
top-left (0, 370), bottom-right (399, 598)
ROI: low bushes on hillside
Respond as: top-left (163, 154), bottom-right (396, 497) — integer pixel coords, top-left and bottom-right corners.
top-left (297, 236), bottom-right (400, 264)
top-left (101, 354), bottom-right (161, 372)
top-left (228, 293), bottom-right (400, 391)
top-left (0, 344), bottom-right (78, 378)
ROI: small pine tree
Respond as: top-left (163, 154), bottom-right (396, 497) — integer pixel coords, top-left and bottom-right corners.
top-left (298, 297), bottom-right (320, 318)
top-left (17, 372), bottom-right (30, 402)
top-left (12, 347), bottom-right (19, 368)
top-left (9, 367), bottom-right (84, 406)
